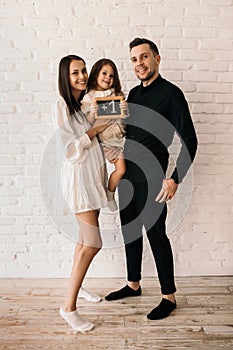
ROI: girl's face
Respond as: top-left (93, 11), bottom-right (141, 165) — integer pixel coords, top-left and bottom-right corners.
top-left (96, 64), bottom-right (114, 91)
top-left (69, 59), bottom-right (88, 94)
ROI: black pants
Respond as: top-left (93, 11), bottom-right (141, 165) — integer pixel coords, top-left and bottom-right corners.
top-left (118, 178), bottom-right (176, 295)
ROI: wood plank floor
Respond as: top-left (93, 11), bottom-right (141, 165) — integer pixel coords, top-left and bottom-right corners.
top-left (0, 277), bottom-right (233, 349)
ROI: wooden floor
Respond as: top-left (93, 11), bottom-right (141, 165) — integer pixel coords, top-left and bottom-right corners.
top-left (0, 277), bottom-right (233, 349)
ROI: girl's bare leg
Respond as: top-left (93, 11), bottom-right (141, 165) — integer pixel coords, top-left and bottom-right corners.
top-left (107, 155), bottom-right (126, 211)
top-left (108, 156), bottom-right (126, 192)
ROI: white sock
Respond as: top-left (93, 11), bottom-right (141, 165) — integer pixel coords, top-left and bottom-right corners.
top-left (106, 189), bottom-right (118, 211)
top-left (59, 307), bottom-right (94, 333)
top-left (78, 287), bottom-right (102, 303)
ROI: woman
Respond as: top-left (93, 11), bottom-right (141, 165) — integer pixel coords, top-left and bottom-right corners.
top-left (53, 55), bottom-right (112, 332)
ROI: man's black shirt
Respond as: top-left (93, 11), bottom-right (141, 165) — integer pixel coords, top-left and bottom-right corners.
top-left (124, 74), bottom-right (198, 184)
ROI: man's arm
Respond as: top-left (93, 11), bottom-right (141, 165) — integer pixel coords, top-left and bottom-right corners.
top-left (170, 88), bottom-right (198, 185)
top-left (156, 88), bottom-right (198, 203)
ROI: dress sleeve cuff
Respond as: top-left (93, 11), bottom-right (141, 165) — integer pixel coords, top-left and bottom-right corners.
top-left (79, 133), bottom-right (91, 149)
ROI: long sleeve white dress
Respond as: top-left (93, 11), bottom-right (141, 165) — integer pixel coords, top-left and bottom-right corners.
top-left (53, 97), bottom-right (108, 214)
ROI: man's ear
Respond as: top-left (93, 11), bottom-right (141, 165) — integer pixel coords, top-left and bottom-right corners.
top-left (155, 55), bottom-right (161, 64)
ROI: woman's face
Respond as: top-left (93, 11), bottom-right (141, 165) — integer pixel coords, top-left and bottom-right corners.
top-left (96, 64), bottom-right (114, 91)
top-left (69, 59), bottom-right (88, 94)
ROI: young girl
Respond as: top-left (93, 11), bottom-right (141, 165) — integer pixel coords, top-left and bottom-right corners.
top-left (81, 58), bottom-right (127, 211)
top-left (53, 55), bottom-right (112, 333)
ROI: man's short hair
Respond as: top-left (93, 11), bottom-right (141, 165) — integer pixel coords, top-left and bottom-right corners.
top-left (129, 37), bottom-right (159, 55)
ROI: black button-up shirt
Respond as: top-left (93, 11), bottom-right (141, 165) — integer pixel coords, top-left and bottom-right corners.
top-left (124, 74), bottom-right (198, 184)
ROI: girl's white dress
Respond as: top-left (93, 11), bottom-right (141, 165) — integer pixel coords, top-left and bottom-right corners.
top-left (53, 97), bottom-right (108, 214)
top-left (81, 89), bottom-right (125, 150)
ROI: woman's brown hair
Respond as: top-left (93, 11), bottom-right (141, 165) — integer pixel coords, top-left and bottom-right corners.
top-left (58, 55), bottom-right (86, 115)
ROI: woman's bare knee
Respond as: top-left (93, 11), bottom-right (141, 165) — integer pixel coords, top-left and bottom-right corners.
top-left (81, 245), bottom-right (101, 257)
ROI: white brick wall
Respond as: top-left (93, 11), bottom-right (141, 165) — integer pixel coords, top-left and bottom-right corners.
top-left (1, 0), bottom-right (233, 278)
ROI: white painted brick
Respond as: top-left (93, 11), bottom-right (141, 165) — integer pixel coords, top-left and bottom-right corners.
top-left (162, 38), bottom-right (198, 49)
top-left (162, 70), bottom-right (183, 82)
top-left (152, 5), bottom-right (184, 16)
top-left (0, 39), bottom-right (13, 50)
top-left (179, 50), bottom-right (213, 61)
top-left (113, 5), bottom-right (148, 15)
top-left (218, 72), bottom-right (233, 83)
top-left (185, 6), bottom-right (219, 17)
top-left (186, 93), bottom-right (214, 103)
top-left (195, 62), bottom-right (230, 73)
top-left (130, 15), bottom-right (164, 26)
top-left (95, 15), bottom-right (130, 26)
top-left (201, 39), bottom-right (232, 50)
top-left (0, 16), bottom-right (23, 26)
top-left (1, 27), bottom-right (36, 39)
top-left (166, 16), bottom-right (201, 27)
top-left (184, 28), bottom-right (219, 39)
top-left (184, 71), bottom-right (218, 82)
top-left (24, 16), bottom-right (59, 27)
top-left (1, 1), bottom-right (36, 15)
top-left (196, 82), bottom-right (231, 93)
top-left (201, 16), bottom-right (233, 29)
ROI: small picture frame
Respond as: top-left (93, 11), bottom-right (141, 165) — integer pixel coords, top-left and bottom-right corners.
top-left (94, 95), bottom-right (125, 119)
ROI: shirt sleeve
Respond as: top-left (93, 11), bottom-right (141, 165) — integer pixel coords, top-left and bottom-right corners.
top-left (53, 99), bottom-right (92, 164)
top-left (168, 88), bottom-right (198, 184)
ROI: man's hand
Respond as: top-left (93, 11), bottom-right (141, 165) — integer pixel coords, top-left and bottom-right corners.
top-left (155, 178), bottom-right (178, 203)
top-left (103, 146), bottom-right (121, 163)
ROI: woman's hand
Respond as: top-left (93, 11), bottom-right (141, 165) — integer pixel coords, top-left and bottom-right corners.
top-left (86, 102), bottom-right (99, 125)
top-left (86, 119), bottom-right (113, 139)
top-left (103, 146), bottom-right (121, 163)
top-left (90, 101), bottom-right (99, 115)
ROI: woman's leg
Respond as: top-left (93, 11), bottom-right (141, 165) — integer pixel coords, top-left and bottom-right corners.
top-left (60, 210), bottom-right (102, 332)
top-left (63, 210), bottom-right (102, 312)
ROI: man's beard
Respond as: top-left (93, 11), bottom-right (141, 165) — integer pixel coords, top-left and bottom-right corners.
top-left (138, 69), bottom-right (156, 82)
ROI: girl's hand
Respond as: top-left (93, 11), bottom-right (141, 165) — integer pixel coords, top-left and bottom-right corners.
top-left (120, 99), bottom-right (128, 111)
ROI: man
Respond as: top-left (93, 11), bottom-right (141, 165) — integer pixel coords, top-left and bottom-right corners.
top-left (104, 38), bottom-right (198, 320)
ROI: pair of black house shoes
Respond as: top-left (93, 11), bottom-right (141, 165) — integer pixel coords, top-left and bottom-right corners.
top-left (105, 285), bottom-right (176, 320)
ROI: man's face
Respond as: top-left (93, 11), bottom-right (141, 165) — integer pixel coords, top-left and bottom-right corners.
top-left (130, 43), bottom-right (160, 86)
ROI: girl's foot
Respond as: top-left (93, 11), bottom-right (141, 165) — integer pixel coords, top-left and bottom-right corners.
top-left (106, 189), bottom-right (118, 211)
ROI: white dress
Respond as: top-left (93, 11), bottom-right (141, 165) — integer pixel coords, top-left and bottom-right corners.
top-left (53, 97), bottom-right (108, 214)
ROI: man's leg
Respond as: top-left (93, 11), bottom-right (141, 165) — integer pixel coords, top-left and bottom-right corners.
top-left (139, 181), bottom-right (176, 319)
top-left (105, 179), bottom-right (144, 301)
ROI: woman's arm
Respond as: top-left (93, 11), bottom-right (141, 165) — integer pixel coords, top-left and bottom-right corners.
top-left (85, 101), bottom-right (98, 125)
top-left (54, 99), bottom-right (92, 163)
top-left (54, 99), bottom-right (113, 162)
